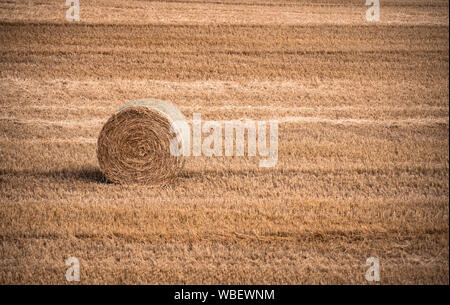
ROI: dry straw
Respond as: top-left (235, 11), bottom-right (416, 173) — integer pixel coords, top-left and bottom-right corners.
top-left (97, 99), bottom-right (186, 185)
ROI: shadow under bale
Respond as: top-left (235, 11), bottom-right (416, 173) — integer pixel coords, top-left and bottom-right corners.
top-left (0, 167), bottom-right (111, 184)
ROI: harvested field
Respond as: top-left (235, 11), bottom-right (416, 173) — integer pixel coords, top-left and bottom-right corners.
top-left (0, 0), bottom-right (448, 284)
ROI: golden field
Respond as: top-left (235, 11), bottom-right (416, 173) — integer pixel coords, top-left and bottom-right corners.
top-left (0, 0), bottom-right (448, 284)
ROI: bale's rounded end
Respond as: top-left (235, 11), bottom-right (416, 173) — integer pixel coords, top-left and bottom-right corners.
top-left (97, 101), bottom-right (184, 185)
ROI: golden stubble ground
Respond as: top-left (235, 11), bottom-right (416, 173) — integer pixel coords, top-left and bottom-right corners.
top-left (0, 0), bottom-right (448, 284)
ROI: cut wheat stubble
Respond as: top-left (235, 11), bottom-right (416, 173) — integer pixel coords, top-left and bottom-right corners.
top-left (97, 99), bottom-right (185, 185)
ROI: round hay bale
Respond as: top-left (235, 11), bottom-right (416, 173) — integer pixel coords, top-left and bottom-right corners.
top-left (97, 99), bottom-right (186, 185)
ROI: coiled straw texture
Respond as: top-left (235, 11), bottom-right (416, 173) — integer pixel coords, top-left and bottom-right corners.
top-left (97, 99), bottom-right (185, 185)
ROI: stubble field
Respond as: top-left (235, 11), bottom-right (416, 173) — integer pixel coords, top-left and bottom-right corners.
top-left (0, 0), bottom-right (448, 284)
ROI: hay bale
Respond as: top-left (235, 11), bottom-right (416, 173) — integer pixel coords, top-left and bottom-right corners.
top-left (97, 99), bottom-right (186, 185)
